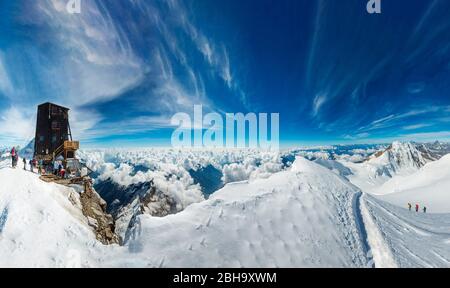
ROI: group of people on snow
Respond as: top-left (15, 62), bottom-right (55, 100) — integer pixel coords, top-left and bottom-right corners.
top-left (9, 147), bottom-right (70, 179)
top-left (408, 203), bottom-right (427, 213)
top-left (22, 157), bottom-right (38, 173)
top-left (11, 146), bottom-right (40, 173)
top-left (10, 146), bottom-right (48, 176)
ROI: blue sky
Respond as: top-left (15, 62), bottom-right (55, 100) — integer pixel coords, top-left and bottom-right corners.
top-left (0, 0), bottom-right (449, 148)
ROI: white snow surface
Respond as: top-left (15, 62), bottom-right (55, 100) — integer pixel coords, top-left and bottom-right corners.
top-left (0, 157), bottom-right (370, 267)
top-left (0, 166), bottom-right (109, 267)
top-left (363, 195), bottom-right (450, 268)
top-left (340, 141), bottom-right (429, 194)
top-left (1, 142), bottom-right (450, 268)
top-left (114, 157), bottom-right (369, 267)
top-left (376, 154), bottom-right (450, 213)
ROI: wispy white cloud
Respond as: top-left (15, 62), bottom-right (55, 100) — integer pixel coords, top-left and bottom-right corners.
top-left (30, 0), bottom-right (145, 105)
top-left (407, 82), bottom-right (426, 94)
top-left (357, 106), bottom-right (449, 132)
top-left (312, 93), bottom-right (327, 117)
top-left (399, 131), bottom-right (450, 141)
top-left (0, 107), bottom-right (35, 144)
top-left (70, 108), bottom-right (104, 141)
top-left (343, 132), bottom-right (370, 140)
top-left (0, 0), bottom-right (247, 145)
top-left (0, 53), bottom-right (13, 97)
top-left (402, 123), bottom-right (432, 130)
top-left (162, 0), bottom-right (244, 106)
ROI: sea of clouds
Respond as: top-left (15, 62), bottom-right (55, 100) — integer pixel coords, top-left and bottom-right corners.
top-left (77, 145), bottom-right (382, 215)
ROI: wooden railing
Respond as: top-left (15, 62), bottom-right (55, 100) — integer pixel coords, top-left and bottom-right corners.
top-left (52, 141), bottom-right (80, 161)
top-left (64, 141), bottom-right (79, 150)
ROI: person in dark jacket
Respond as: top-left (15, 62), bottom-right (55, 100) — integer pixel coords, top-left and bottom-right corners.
top-left (11, 147), bottom-right (16, 168)
top-left (23, 158), bottom-right (27, 170)
top-left (408, 203), bottom-right (412, 211)
top-left (423, 206), bottom-right (427, 213)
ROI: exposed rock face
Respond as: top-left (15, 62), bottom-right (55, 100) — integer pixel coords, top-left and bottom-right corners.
top-left (139, 184), bottom-right (177, 216)
top-left (79, 181), bottom-right (120, 245)
top-left (97, 179), bottom-right (178, 242)
top-left (416, 141), bottom-right (450, 161)
top-left (362, 141), bottom-right (431, 180)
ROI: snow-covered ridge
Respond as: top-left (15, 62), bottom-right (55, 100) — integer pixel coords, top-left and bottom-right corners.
top-left (77, 143), bottom-right (419, 227)
top-left (1, 147), bottom-right (449, 267)
top-left (0, 168), bottom-right (106, 267)
top-left (0, 157), bottom-right (371, 267)
top-left (115, 157), bottom-right (370, 267)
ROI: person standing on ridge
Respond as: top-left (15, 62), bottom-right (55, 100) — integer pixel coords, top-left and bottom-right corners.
top-left (32, 158), bottom-right (37, 173)
top-left (415, 204), bottom-right (419, 213)
top-left (408, 203), bottom-right (412, 211)
top-left (23, 158), bottom-right (27, 170)
top-left (10, 147), bottom-right (16, 168)
top-left (423, 206), bottom-right (427, 213)
top-left (53, 160), bottom-right (59, 175)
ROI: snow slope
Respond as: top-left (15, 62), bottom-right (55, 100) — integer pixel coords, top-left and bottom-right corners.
top-left (0, 157), bottom-right (371, 267)
top-left (109, 157), bottom-right (370, 267)
top-left (0, 167), bottom-right (112, 267)
top-left (363, 195), bottom-right (450, 268)
top-left (376, 154), bottom-right (450, 213)
top-left (1, 151), bottom-right (448, 267)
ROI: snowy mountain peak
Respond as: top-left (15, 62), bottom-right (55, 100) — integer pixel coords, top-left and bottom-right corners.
top-left (371, 141), bottom-right (427, 172)
top-left (19, 139), bottom-right (35, 160)
top-left (291, 156), bottom-right (322, 173)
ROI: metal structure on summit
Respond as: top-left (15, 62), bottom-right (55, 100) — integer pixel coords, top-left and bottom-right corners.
top-left (34, 102), bottom-right (79, 163)
top-left (33, 103), bottom-right (118, 244)
top-left (33, 102), bottom-right (91, 184)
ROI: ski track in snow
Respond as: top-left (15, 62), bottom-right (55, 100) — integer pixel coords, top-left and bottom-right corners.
top-left (352, 192), bottom-right (375, 268)
top-left (0, 205), bottom-right (8, 235)
top-left (363, 195), bottom-right (450, 268)
top-left (359, 195), bottom-right (397, 268)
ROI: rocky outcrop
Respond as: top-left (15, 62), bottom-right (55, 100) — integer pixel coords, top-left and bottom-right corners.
top-left (79, 180), bottom-right (120, 245)
top-left (98, 180), bottom-right (179, 242)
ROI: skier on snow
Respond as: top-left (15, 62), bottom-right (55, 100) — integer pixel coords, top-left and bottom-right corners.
top-left (408, 203), bottom-right (412, 211)
top-left (423, 206), bottom-right (427, 213)
top-left (23, 158), bottom-right (27, 170)
top-left (415, 204), bottom-right (419, 212)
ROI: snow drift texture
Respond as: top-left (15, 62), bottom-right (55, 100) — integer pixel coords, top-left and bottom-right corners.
top-left (0, 156), bottom-right (370, 267)
top-left (0, 141), bottom-right (449, 267)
